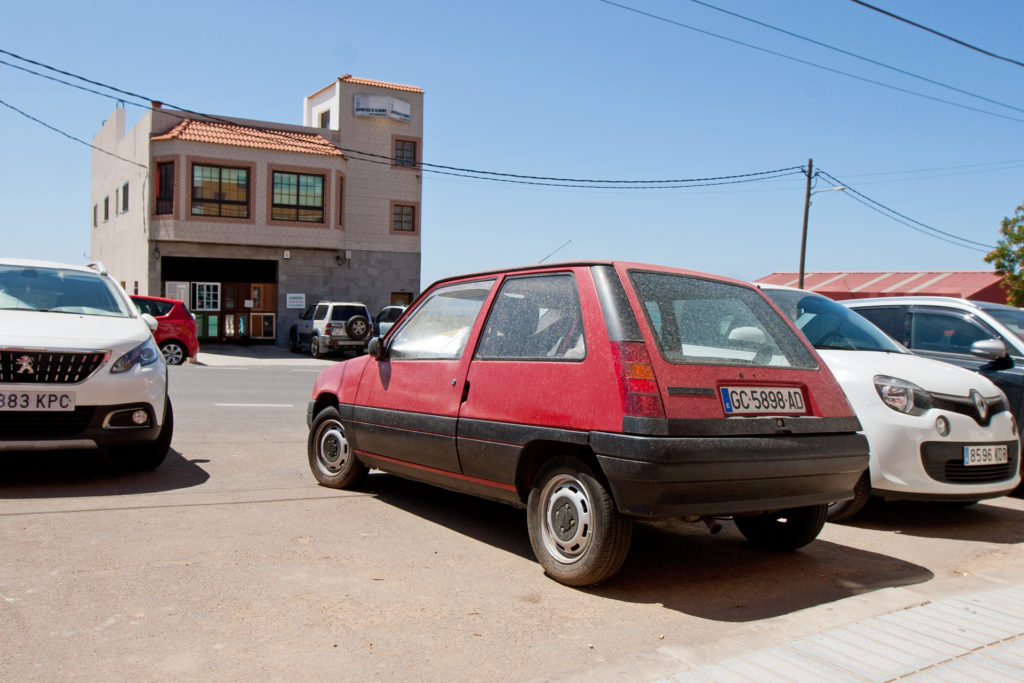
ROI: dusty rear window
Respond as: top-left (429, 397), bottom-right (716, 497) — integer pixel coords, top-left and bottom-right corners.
top-left (629, 272), bottom-right (817, 369)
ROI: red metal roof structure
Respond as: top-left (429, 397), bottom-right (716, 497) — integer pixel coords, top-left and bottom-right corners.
top-left (755, 271), bottom-right (1007, 303)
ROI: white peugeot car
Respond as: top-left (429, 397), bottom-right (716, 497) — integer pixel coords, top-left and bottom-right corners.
top-left (0, 258), bottom-right (172, 470)
top-left (762, 286), bottom-right (1020, 520)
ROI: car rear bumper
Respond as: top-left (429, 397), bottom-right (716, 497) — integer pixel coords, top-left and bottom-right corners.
top-left (590, 431), bottom-right (869, 517)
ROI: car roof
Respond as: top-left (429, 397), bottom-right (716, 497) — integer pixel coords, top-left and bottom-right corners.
top-left (429, 260), bottom-right (754, 289)
top-left (318, 301), bottom-right (368, 307)
top-left (131, 294), bottom-right (184, 304)
top-left (0, 258), bottom-right (107, 275)
top-left (843, 295), bottom-right (1014, 311)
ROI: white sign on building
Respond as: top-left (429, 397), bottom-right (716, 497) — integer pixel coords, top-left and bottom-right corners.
top-left (354, 94), bottom-right (411, 123)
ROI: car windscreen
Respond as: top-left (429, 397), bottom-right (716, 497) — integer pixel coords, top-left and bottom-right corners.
top-left (629, 272), bottom-right (817, 369)
top-left (764, 289), bottom-right (906, 353)
top-left (0, 265), bottom-right (132, 317)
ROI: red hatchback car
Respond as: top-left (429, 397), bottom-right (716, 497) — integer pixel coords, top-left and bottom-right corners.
top-left (306, 262), bottom-right (868, 585)
top-left (131, 295), bottom-right (200, 365)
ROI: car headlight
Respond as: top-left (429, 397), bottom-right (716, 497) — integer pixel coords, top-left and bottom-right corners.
top-left (873, 375), bottom-right (931, 415)
top-left (111, 337), bottom-right (161, 373)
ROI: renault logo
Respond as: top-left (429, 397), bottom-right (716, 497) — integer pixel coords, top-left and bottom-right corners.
top-left (971, 390), bottom-right (988, 421)
top-left (15, 355), bottom-right (35, 376)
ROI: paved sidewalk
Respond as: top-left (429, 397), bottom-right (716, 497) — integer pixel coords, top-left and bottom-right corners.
top-left (660, 584), bottom-right (1024, 682)
top-left (188, 342), bottom-right (336, 367)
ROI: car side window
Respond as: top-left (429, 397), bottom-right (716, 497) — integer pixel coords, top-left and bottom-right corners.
top-left (854, 306), bottom-right (907, 344)
top-left (388, 279), bottom-right (495, 360)
top-left (300, 305), bottom-right (315, 321)
top-left (476, 274), bottom-right (585, 361)
top-left (313, 305), bottom-right (328, 321)
top-left (149, 300), bottom-right (173, 316)
top-left (910, 311), bottom-right (994, 354)
top-left (133, 298), bottom-right (153, 316)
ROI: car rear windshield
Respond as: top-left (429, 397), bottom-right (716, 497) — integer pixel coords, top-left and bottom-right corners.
top-left (629, 272), bottom-right (817, 369)
top-left (763, 289), bottom-right (906, 353)
top-left (0, 264), bottom-right (131, 317)
top-left (330, 306), bottom-right (367, 321)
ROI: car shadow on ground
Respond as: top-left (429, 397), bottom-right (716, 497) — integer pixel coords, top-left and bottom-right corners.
top-left (360, 471), bottom-right (932, 622)
top-left (0, 448), bottom-right (209, 498)
top-left (837, 498), bottom-right (1024, 544)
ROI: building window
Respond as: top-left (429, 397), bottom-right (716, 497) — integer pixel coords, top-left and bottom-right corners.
top-left (103, 197), bottom-right (109, 221)
top-left (338, 177), bottom-right (344, 226)
top-left (92, 205), bottom-right (98, 227)
top-left (156, 162), bottom-right (174, 215)
top-left (192, 164), bottom-right (249, 218)
top-left (319, 110), bottom-right (330, 128)
top-left (122, 182), bottom-right (129, 212)
top-left (191, 282), bottom-right (221, 311)
top-left (393, 203), bottom-right (416, 232)
top-left (394, 139), bottom-right (417, 167)
top-left (271, 171), bottom-right (324, 223)
top-left (115, 188), bottom-right (119, 214)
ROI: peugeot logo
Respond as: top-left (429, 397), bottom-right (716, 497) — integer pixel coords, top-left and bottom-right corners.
top-left (15, 355), bottom-right (35, 376)
top-left (971, 389), bottom-right (988, 421)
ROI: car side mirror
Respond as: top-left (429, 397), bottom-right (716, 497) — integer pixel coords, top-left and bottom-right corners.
top-left (141, 313), bottom-right (159, 332)
top-left (367, 336), bottom-right (387, 360)
top-left (971, 338), bottom-right (1013, 369)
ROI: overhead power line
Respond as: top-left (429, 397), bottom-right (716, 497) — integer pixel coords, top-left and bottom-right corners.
top-left (817, 169), bottom-right (993, 253)
top-left (849, 0), bottom-right (1024, 69)
top-left (598, 0), bottom-right (1024, 125)
top-left (683, 0), bottom-right (1024, 115)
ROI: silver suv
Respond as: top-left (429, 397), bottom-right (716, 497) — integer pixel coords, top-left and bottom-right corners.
top-left (294, 302), bottom-right (372, 358)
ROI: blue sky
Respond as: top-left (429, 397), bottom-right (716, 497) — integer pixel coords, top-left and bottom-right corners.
top-left (1, 0), bottom-right (1022, 288)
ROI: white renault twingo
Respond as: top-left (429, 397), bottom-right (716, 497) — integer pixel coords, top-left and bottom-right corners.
top-left (762, 286), bottom-right (1020, 520)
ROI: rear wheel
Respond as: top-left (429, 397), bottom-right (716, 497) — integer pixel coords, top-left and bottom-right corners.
top-left (159, 340), bottom-right (186, 365)
top-left (109, 400), bottom-right (173, 471)
top-left (308, 406), bottom-right (367, 488)
top-left (828, 471), bottom-right (871, 522)
top-left (526, 458), bottom-right (632, 586)
top-left (734, 504), bottom-right (828, 551)
top-left (310, 335), bottom-right (325, 358)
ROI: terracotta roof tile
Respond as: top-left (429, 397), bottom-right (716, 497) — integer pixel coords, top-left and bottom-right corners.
top-left (151, 119), bottom-right (343, 157)
top-left (339, 73), bottom-right (423, 93)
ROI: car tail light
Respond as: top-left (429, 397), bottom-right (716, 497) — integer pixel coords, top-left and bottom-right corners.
top-left (325, 323), bottom-right (332, 335)
top-left (611, 341), bottom-right (665, 418)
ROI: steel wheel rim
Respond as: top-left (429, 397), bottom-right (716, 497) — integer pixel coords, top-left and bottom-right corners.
top-left (162, 343), bottom-right (184, 365)
top-left (539, 473), bottom-right (594, 564)
top-left (315, 419), bottom-right (350, 476)
top-left (351, 320), bottom-right (367, 337)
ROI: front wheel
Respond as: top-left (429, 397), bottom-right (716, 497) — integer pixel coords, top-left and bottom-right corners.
top-left (734, 504), bottom-right (828, 551)
top-left (526, 458), bottom-right (632, 587)
top-left (109, 400), bottom-right (173, 471)
top-left (308, 406), bottom-right (367, 488)
top-left (310, 336), bottom-right (324, 358)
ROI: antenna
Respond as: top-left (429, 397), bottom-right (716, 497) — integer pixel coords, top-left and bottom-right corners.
top-left (538, 239), bottom-right (571, 264)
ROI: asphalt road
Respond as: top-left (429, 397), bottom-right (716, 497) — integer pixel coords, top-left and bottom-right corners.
top-left (2, 353), bottom-right (1024, 681)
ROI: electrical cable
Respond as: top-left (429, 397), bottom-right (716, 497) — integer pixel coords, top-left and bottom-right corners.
top-left (597, 0), bottom-right (1024, 125)
top-left (684, 0), bottom-right (1024, 115)
top-left (849, 0), bottom-right (1024, 70)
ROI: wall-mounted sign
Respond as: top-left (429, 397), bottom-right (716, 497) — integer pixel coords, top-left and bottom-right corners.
top-left (286, 293), bottom-right (306, 309)
top-left (354, 94), bottom-right (411, 123)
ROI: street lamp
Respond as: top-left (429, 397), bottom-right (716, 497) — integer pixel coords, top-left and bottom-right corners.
top-left (798, 158), bottom-right (846, 289)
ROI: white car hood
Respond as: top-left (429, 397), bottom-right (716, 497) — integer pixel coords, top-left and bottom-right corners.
top-left (0, 310), bottom-right (150, 350)
top-left (818, 349), bottom-right (1000, 397)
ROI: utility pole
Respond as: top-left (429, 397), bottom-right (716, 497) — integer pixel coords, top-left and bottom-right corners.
top-left (798, 158), bottom-right (813, 289)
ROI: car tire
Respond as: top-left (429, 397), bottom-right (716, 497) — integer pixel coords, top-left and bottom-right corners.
top-left (109, 400), bottom-right (173, 472)
top-left (526, 457), bottom-right (632, 587)
top-left (346, 315), bottom-right (370, 341)
top-left (734, 503), bottom-right (828, 551)
top-left (289, 329), bottom-right (299, 353)
top-left (159, 340), bottom-right (187, 366)
top-left (310, 335), bottom-right (324, 358)
top-left (827, 471), bottom-right (871, 522)
top-left (308, 406), bottom-right (368, 488)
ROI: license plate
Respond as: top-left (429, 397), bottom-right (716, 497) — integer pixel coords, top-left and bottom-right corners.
top-left (963, 444), bottom-right (1009, 466)
top-left (0, 391), bottom-right (76, 411)
top-left (721, 386), bottom-right (805, 415)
